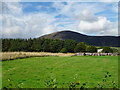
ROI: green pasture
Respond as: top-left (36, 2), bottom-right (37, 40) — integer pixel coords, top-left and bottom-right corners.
top-left (2, 56), bottom-right (118, 88)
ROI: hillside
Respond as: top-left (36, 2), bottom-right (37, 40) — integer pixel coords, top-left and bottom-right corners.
top-left (40, 30), bottom-right (119, 47)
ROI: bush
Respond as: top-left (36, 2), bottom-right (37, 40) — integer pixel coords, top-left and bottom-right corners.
top-left (63, 40), bottom-right (77, 53)
top-left (60, 48), bottom-right (68, 53)
top-left (86, 46), bottom-right (97, 53)
top-left (74, 42), bottom-right (87, 53)
top-left (102, 47), bottom-right (113, 53)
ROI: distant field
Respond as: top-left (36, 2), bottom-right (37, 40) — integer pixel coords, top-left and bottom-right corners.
top-left (2, 56), bottom-right (118, 88)
top-left (1, 52), bottom-right (74, 61)
top-left (1, 52), bottom-right (119, 61)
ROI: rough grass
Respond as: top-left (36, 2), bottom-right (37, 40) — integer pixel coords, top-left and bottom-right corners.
top-left (2, 56), bottom-right (118, 88)
top-left (1, 52), bottom-right (75, 61)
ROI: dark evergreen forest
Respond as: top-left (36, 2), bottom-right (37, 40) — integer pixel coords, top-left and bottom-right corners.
top-left (2, 38), bottom-right (114, 53)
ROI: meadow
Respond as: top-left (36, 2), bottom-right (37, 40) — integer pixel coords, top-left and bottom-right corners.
top-left (2, 56), bottom-right (118, 88)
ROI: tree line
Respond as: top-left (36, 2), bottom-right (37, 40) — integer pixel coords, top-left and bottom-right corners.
top-left (2, 38), bottom-right (114, 53)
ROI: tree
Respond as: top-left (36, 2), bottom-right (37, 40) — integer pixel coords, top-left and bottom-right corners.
top-left (102, 47), bottom-right (113, 53)
top-left (42, 39), bottom-right (51, 52)
top-left (8, 39), bottom-right (22, 51)
top-left (86, 46), bottom-right (97, 53)
top-left (63, 40), bottom-right (77, 53)
top-left (32, 42), bottom-right (42, 52)
top-left (49, 39), bottom-right (63, 53)
top-left (74, 42), bottom-right (87, 53)
top-left (2, 39), bottom-right (11, 51)
top-left (26, 38), bottom-right (34, 51)
top-left (60, 48), bottom-right (67, 53)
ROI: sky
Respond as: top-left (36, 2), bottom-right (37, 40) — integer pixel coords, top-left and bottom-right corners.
top-left (1, 1), bottom-right (119, 38)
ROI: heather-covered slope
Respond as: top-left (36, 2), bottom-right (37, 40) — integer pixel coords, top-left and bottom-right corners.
top-left (40, 30), bottom-right (119, 47)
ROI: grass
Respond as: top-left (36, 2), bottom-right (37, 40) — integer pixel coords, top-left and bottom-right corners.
top-left (2, 56), bottom-right (118, 88)
top-left (1, 52), bottom-right (75, 61)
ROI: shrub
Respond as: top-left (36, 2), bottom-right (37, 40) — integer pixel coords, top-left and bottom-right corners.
top-left (44, 76), bottom-right (57, 88)
top-left (63, 40), bottom-right (77, 53)
top-left (74, 42), bottom-right (87, 52)
top-left (60, 48), bottom-right (68, 53)
top-left (86, 46), bottom-right (97, 53)
top-left (102, 47), bottom-right (113, 53)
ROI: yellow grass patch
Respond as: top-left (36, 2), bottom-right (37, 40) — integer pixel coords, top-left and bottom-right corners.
top-left (1, 52), bottom-right (75, 61)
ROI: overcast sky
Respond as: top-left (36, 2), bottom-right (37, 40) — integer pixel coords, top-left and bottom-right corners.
top-left (1, 1), bottom-right (118, 38)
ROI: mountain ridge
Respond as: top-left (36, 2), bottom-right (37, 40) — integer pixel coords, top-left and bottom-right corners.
top-left (40, 30), bottom-right (119, 47)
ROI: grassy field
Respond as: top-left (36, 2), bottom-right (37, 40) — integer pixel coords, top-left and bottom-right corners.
top-left (2, 56), bottom-right (118, 88)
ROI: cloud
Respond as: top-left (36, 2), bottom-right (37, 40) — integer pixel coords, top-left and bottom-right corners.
top-left (2, 13), bottom-right (57, 38)
top-left (1, 2), bottom-right (118, 39)
top-left (52, 2), bottom-right (118, 36)
top-left (2, 2), bottom-right (23, 17)
top-left (98, 0), bottom-right (119, 2)
top-left (2, 2), bottom-right (57, 38)
top-left (78, 15), bottom-right (118, 36)
top-left (23, 13), bottom-right (56, 38)
top-left (75, 9), bottom-right (97, 22)
top-left (1, 0), bottom-right (21, 2)
top-left (52, 2), bottom-right (75, 17)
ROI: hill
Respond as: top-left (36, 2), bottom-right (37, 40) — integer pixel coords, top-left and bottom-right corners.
top-left (40, 30), bottom-right (119, 47)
